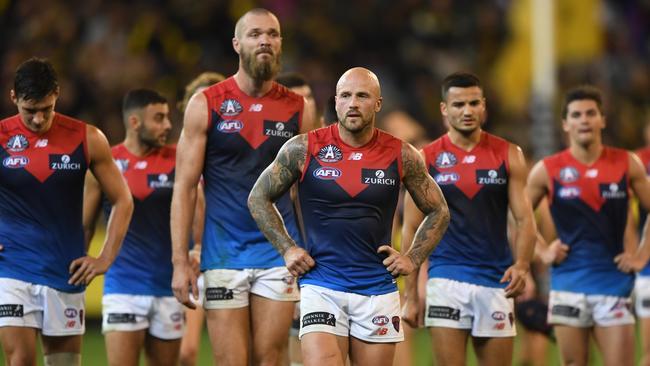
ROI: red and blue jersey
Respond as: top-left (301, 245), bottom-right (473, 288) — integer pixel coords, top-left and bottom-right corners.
top-left (423, 132), bottom-right (512, 288)
top-left (201, 77), bottom-right (304, 270)
top-left (635, 147), bottom-right (650, 276)
top-left (0, 114), bottom-right (88, 293)
top-left (544, 147), bottom-right (632, 296)
top-left (103, 144), bottom-right (176, 296)
top-left (298, 125), bottom-right (403, 295)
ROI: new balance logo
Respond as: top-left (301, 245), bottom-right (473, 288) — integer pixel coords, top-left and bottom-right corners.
top-left (249, 104), bottom-right (263, 112)
top-left (348, 152), bottom-right (363, 161)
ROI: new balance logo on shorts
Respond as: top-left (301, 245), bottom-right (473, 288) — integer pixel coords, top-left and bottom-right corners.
top-left (0, 304), bottom-right (23, 318)
top-left (302, 312), bottom-right (336, 327)
top-left (107, 313), bottom-right (137, 324)
top-left (551, 305), bottom-right (580, 318)
top-left (427, 306), bottom-right (460, 320)
top-left (206, 287), bottom-right (234, 301)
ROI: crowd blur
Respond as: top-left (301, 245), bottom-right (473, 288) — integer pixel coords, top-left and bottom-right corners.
top-left (0, 0), bottom-right (648, 152)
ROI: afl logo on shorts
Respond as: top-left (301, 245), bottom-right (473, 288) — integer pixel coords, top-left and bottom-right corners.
top-left (217, 120), bottom-right (243, 133)
top-left (64, 308), bottom-right (78, 318)
top-left (313, 167), bottom-right (341, 180)
top-left (219, 99), bottom-right (243, 116)
top-left (3, 155), bottom-right (29, 168)
top-left (6, 134), bottom-right (28, 152)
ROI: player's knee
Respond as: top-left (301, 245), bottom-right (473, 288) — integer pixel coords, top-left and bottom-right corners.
top-left (43, 352), bottom-right (81, 366)
top-left (179, 347), bottom-right (199, 366)
top-left (6, 350), bottom-right (36, 366)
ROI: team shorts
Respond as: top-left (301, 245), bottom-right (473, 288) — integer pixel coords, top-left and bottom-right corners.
top-left (203, 266), bottom-right (299, 310)
top-left (636, 276), bottom-right (650, 318)
top-left (102, 294), bottom-right (184, 340)
top-left (425, 278), bottom-right (516, 337)
top-left (0, 278), bottom-right (85, 336)
top-left (189, 274), bottom-right (205, 307)
top-left (299, 284), bottom-right (404, 343)
top-left (548, 290), bottom-right (634, 327)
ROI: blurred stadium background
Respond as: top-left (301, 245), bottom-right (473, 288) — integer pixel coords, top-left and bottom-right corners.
top-left (0, 0), bottom-right (648, 364)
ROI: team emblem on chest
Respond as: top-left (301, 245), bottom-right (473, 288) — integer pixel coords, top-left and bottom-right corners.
top-left (318, 144), bottom-right (343, 163)
top-left (219, 99), bottom-right (243, 116)
top-left (6, 134), bottom-right (28, 152)
top-left (436, 152), bottom-right (457, 168)
top-left (559, 166), bottom-right (579, 183)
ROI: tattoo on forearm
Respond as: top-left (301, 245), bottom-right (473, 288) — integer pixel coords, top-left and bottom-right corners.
top-left (248, 135), bottom-right (308, 255)
top-left (402, 143), bottom-right (450, 266)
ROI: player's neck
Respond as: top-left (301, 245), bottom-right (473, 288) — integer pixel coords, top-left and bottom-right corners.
top-left (447, 128), bottom-right (481, 151)
top-left (337, 123), bottom-right (375, 148)
top-left (123, 136), bottom-right (155, 157)
top-left (233, 71), bottom-right (274, 97)
top-left (569, 141), bottom-right (603, 165)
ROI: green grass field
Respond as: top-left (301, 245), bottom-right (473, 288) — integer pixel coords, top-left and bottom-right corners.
top-left (1, 319), bottom-right (636, 365)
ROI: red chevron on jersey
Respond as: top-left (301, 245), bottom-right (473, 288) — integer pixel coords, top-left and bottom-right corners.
top-left (423, 132), bottom-right (510, 199)
top-left (0, 114), bottom-right (88, 182)
top-left (543, 147), bottom-right (629, 212)
top-left (112, 144), bottom-right (176, 201)
top-left (637, 147), bottom-right (650, 175)
top-left (204, 77), bottom-right (303, 149)
top-left (302, 125), bottom-right (403, 198)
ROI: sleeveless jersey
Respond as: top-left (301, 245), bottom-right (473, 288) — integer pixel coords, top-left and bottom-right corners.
top-left (103, 144), bottom-right (176, 296)
top-left (298, 125), bottom-right (403, 295)
top-left (424, 132), bottom-right (512, 288)
top-left (0, 114), bottom-right (88, 293)
top-left (635, 147), bottom-right (650, 276)
top-left (544, 147), bottom-right (632, 296)
top-left (202, 77), bottom-right (304, 269)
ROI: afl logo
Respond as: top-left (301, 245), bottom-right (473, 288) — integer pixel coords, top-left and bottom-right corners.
top-left (6, 134), bottom-right (28, 152)
top-left (313, 167), bottom-right (341, 180)
top-left (3, 155), bottom-right (29, 168)
top-left (64, 308), bottom-right (78, 318)
top-left (217, 120), bottom-right (243, 133)
top-left (434, 172), bottom-right (459, 184)
top-left (492, 311), bottom-right (506, 321)
top-left (219, 99), bottom-right (243, 116)
top-left (435, 152), bottom-right (457, 168)
top-left (372, 315), bottom-right (389, 326)
top-left (559, 166), bottom-right (579, 183)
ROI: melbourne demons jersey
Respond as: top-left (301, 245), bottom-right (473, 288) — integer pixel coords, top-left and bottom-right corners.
top-left (0, 114), bottom-right (88, 293)
top-left (424, 132), bottom-right (511, 288)
top-left (636, 147), bottom-right (650, 276)
top-left (544, 147), bottom-right (632, 296)
top-left (103, 144), bottom-right (175, 296)
top-left (298, 125), bottom-right (403, 295)
top-left (202, 77), bottom-right (303, 269)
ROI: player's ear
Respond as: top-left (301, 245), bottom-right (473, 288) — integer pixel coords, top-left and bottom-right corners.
top-left (375, 97), bottom-right (383, 112)
top-left (232, 37), bottom-right (241, 54)
top-left (10, 89), bottom-right (17, 105)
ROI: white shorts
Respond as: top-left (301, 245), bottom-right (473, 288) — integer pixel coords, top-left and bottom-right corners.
top-left (189, 274), bottom-right (205, 307)
top-left (102, 294), bottom-right (184, 340)
top-left (0, 278), bottom-right (85, 336)
top-left (299, 285), bottom-right (404, 343)
top-left (424, 278), bottom-right (516, 337)
top-left (203, 266), bottom-right (299, 310)
top-left (636, 277), bottom-right (650, 318)
top-left (548, 290), bottom-right (634, 327)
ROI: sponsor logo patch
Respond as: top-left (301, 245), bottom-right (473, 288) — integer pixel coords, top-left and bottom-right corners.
top-left (148, 173), bottom-right (174, 189)
top-left (264, 120), bottom-right (294, 138)
top-left (3, 155), bottom-right (29, 168)
top-left (115, 159), bottom-right (129, 172)
top-left (427, 306), bottom-right (460, 320)
top-left (317, 144), bottom-right (343, 163)
top-left (491, 311), bottom-right (506, 321)
top-left (64, 308), bottom-right (78, 318)
top-left (558, 186), bottom-right (581, 199)
top-left (434, 172), bottom-right (459, 185)
top-left (107, 313), bottom-right (137, 324)
top-left (642, 298), bottom-right (650, 308)
top-left (302, 311), bottom-right (336, 327)
top-left (50, 154), bottom-right (82, 170)
top-left (170, 312), bottom-right (182, 322)
top-left (205, 287), bottom-right (234, 301)
top-left (600, 182), bottom-right (626, 199)
top-left (372, 315), bottom-right (389, 326)
top-left (362, 168), bottom-right (397, 186)
top-left (219, 99), bottom-right (243, 116)
top-left (392, 316), bottom-right (401, 332)
top-left (0, 304), bottom-right (23, 318)
top-left (551, 305), bottom-right (580, 318)
top-left (476, 169), bottom-right (506, 185)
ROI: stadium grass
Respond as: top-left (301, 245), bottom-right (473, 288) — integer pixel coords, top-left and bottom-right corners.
top-left (1, 320), bottom-right (638, 365)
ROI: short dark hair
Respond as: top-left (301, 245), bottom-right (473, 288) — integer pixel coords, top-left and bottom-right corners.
top-left (441, 72), bottom-right (482, 100)
top-left (561, 85), bottom-right (604, 118)
top-left (122, 89), bottom-right (167, 120)
top-left (14, 57), bottom-right (59, 101)
top-left (275, 72), bottom-right (308, 89)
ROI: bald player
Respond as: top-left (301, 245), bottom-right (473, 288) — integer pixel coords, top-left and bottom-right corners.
top-left (248, 67), bottom-right (449, 366)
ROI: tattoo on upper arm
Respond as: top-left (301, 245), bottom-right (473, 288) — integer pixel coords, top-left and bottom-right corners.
top-left (260, 135), bottom-right (307, 201)
top-left (402, 146), bottom-right (437, 214)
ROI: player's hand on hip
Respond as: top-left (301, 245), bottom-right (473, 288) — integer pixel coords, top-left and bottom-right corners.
top-left (501, 261), bottom-right (530, 298)
top-left (283, 246), bottom-right (315, 277)
top-left (68, 255), bottom-right (111, 286)
top-left (614, 252), bottom-right (645, 273)
top-left (378, 245), bottom-right (416, 277)
top-left (172, 262), bottom-right (199, 309)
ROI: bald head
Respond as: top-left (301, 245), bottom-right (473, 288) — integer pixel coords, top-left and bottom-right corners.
top-left (336, 67), bottom-right (381, 97)
top-left (234, 8), bottom-right (279, 40)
